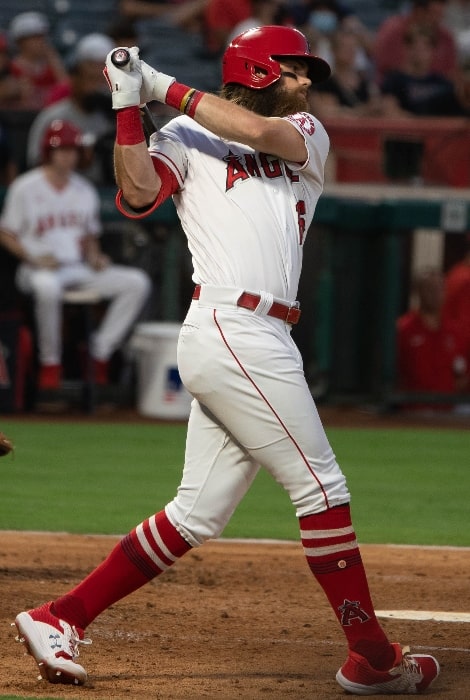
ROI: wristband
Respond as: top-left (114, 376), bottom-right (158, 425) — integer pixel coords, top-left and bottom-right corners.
top-left (165, 82), bottom-right (204, 118)
top-left (116, 106), bottom-right (145, 145)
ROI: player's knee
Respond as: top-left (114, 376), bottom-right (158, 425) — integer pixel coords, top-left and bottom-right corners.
top-left (165, 501), bottom-right (223, 547)
top-left (31, 272), bottom-right (61, 302)
top-left (128, 268), bottom-right (152, 300)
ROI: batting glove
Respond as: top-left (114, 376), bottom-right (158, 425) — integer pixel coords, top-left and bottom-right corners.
top-left (140, 59), bottom-right (176, 105)
top-left (104, 46), bottom-right (143, 110)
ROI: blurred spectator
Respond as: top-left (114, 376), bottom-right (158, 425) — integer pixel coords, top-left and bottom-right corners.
top-left (0, 32), bottom-right (18, 108)
top-left (443, 241), bottom-right (470, 352)
top-left (374, 0), bottom-right (457, 84)
top-left (202, 0), bottom-right (252, 57)
top-left (118, 0), bottom-right (209, 31)
top-left (6, 11), bottom-right (68, 111)
top-left (289, 0), bottom-right (374, 76)
top-left (227, 0), bottom-right (287, 44)
top-left (380, 25), bottom-right (470, 116)
top-left (396, 267), bottom-right (468, 405)
top-left (0, 120), bottom-right (151, 392)
top-left (26, 33), bottom-right (115, 185)
top-left (309, 28), bottom-right (383, 119)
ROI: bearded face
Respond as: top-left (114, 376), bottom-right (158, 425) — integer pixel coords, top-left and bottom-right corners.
top-left (220, 73), bottom-right (310, 118)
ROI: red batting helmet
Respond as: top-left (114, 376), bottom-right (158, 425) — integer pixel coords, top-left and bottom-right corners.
top-left (222, 25), bottom-right (331, 90)
top-left (41, 119), bottom-right (83, 162)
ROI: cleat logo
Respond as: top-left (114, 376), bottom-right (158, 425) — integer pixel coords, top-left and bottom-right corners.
top-left (338, 599), bottom-right (371, 626)
top-left (48, 633), bottom-right (62, 649)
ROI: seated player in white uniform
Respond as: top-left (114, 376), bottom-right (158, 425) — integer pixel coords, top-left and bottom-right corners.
top-left (0, 119), bottom-right (151, 389)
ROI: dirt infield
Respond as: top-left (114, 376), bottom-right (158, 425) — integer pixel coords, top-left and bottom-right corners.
top-left (1, 532), bottom-right (469, 699)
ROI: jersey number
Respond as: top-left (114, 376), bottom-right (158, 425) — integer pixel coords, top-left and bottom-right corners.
top-left (296, 200), bottom-right (306, 244)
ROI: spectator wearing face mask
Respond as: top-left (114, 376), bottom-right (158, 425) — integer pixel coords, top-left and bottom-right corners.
top-left (26, 33), bottom-right (115, 185)
top-left (289, 0), bottom-right (374, 77)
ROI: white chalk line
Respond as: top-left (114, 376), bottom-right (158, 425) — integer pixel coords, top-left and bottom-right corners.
top-left (2, 531), bottom-right (470, 551)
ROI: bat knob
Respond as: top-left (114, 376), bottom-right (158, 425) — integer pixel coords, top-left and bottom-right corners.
top-left (111, 48), bottom-right (131, 67)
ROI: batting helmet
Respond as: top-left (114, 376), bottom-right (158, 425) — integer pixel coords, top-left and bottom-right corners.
top-left (222, 25), bottom-right (331, 90)
top-left (41, 119), bottom-right (83, 162)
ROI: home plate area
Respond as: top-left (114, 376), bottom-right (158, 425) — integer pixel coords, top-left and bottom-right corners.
top-left (377, 610), bottom-right (470, 623)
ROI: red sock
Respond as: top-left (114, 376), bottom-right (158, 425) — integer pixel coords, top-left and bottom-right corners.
top-left (300, 505), bottom-right (395, 670)
top-left (52, 510), bottom-right (191, 629)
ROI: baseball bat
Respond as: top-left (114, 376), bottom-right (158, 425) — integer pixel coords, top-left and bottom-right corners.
top-left (110, 48), bottom-right (158, 141)
top-left (110, 48), bottom-right (131, 68)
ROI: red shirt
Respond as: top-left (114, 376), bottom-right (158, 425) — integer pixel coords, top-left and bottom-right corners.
top-left (443, 261), bottom-right (470, 347)
top-left (203, 0), bottom-right (252, 54)
top-left (396, 310), bottom-right (467, 394)
top-left (9, 59), bottom-right (61, 110)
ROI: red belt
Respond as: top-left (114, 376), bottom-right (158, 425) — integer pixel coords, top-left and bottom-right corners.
top-left (192, 285), bottom-right (301, 325)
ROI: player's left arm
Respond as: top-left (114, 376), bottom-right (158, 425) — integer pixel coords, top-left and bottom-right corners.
top-left (188, 92), bottom-right (308, 163)
top-left (114, 138), bottom-right (160, 210)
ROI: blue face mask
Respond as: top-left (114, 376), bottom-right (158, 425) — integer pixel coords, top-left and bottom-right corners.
top-left (309, 10), bottom-right (338, 35)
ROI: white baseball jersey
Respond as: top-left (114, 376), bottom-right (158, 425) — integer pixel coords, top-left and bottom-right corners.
top-left (0, 167), bottom-right (100, 263)
top-left (149, 111), bottom-right (329, 301)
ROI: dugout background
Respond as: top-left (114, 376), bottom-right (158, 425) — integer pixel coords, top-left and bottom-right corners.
top-left (2, 184), bottom-right (470, 412)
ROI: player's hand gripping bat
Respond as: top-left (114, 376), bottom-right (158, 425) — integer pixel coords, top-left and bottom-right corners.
top-left (110, 48), bottom-right (158, 142)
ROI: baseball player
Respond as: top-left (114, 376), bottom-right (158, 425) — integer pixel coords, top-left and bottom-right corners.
top-left (0, 120), bottom-right (151, 389)
top-left (13, 28), bottom-right (439, 694)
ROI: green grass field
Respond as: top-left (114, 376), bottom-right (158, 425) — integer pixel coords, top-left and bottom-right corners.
top-left (0, 418), bottom-right (468, 546)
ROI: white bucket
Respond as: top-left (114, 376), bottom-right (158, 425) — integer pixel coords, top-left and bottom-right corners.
top-left (130, 322), bottom-right (192, 419)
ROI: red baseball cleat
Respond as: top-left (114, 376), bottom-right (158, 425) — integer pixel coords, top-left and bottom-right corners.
top-left (13, 601), bottom-right (91, 685)
top-left (336, 643), bottom-right (439, 695)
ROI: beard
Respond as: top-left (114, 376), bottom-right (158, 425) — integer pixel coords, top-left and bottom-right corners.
top-left (220, 80), bottom-right (309, 117)
top-left (273, 85), bottom-right (309, 117)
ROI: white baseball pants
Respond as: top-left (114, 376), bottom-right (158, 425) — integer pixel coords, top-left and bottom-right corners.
top-left (16, 262), bottom-right (151, 365)
top-left (166, 285), bottom-right (350, 547)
